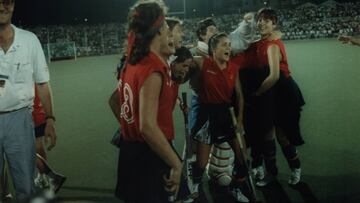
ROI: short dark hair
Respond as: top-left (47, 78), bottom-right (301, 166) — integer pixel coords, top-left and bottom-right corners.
top-left (166, 17), bottom-right (182, 31)
top-left (208, 32), bottom-right (228, 56)
top-left (172, 46), bottom-right (193, 83)
top-left (196, 18), bottom-right (216, 41)
top-left (256, 8), bottom-right (278, 25)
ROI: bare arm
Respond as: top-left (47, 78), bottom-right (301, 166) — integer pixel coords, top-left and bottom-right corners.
top-left (109, 89), bottom-right (121, 123)
top-left (254, 45), bottom-right (281, 96)
top-left (36, 82), bottom-right (56, 151)
top-left (139, 72), bottom-right (182, 192)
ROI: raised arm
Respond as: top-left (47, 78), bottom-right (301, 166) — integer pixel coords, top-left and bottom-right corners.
top-left (244, 12), bottom-right (255, 23)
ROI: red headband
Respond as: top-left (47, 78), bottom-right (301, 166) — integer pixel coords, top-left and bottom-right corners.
top-left (152, 15), bottom-right (165, 29)
top-left (127, 14), bottom-right (165, 58)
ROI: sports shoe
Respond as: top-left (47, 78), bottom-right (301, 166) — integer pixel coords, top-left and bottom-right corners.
top-left (34, 173), bottom-right (43, 188)
top-left (251, 166), bottom-right (265, 181)
top-left (255, 174), bottom-right (276, 187)
top-left (49, 174), bottom-right (66, 193)
top-left (230, 188), bottom-right (249, 202)
top-left (1, 193), bottom-right (12, 202)
top-left (34, 173), bottom-right (50, 189)
top-left (288, 168), bottom-right (301, 185)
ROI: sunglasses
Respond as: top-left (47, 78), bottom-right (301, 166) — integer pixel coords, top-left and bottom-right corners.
top-left (0, 0), bottom-right (13, 7)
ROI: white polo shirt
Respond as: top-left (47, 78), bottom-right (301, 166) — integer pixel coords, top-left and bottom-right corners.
top-left (0, 25), bottom-right (49, 112)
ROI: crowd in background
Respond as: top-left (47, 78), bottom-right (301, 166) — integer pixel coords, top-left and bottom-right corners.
top-left (23, 1), bottom-right (360, 58)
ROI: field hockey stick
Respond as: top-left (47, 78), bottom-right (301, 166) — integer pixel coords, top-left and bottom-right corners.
top-left (178, 92), bottom-right (197, 197)
top-left (229, 107), bottom-right (259, 202)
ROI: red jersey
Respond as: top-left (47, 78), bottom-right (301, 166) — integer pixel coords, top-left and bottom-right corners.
top-left (118, 52), bottom-right (178, 142)
top-left (199, 58), bottom-right (239, 104)
top-left (231, 53), bottom-right (247, 69)
top-left (250, 39), bottom-right (291, 77)
top-left (32, 87), bottom-right (46, 127)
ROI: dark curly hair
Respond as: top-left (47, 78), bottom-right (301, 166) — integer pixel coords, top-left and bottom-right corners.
top-left (173, 46), bottom-right (192, 64)
top-left (127, 2), bottom-right (165, 65)
top-left (171, 46), bottom-right (193, 83)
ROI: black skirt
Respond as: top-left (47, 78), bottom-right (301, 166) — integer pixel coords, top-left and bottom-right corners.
top-left (239, 67), bottom-right (276, 146)
top-left (239, 66), bottom-right (305, 146)
top-left (192, 103), bottom-right (237, 144)
top-left (115, 140), bottom-right (190, 203)
top-left (274, 76), bottom-right (305, 146)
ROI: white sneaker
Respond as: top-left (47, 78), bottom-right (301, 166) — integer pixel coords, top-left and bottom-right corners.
top-left (34, 173), bottom-right (43, 189)
top-left (230, 188), bottom-right (249, 202)
top-left (34, 173), bottom-right (49, 189)
top-left (288, 168), bottom-right (301, 185)
top-left (1, 193), bottom-right (12, 202)
top-left (255, 175), bottom-right (276, 187)
top-left (251, 166), bottom-right (265, 181)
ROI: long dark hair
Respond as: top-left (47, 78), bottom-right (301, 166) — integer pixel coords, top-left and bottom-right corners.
top-left (127, 2), bottom-right (165, 65)
top-left (208, 32), bottom-right (228, 56)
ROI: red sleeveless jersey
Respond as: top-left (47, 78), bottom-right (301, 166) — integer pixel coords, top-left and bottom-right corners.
top-left (32, 87), bottom-right (46, 127)
top-left (231, 50), bottom-right (256, 70)
top-left (251, 39), bottom-right (291, 77)
top-left (118, 52), bottom-right (178, 142)
top-left (199, 58), bottom-right (239, 104)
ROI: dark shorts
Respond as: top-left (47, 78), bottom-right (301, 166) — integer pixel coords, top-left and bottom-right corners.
top-left (34, 123), bottom-right (46, 138)
top-left (115, 140), bottom-right (190, 203)
top-left (192, 103), bottom-right (236, 145)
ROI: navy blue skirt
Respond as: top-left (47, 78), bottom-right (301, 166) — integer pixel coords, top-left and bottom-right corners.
top-left (115, 141), bottom-right (190, 202)
top-left (274, 76), bottom-right (305, 146)
top-left (239, 67), bottom-right (305, 146)
top-left (192, 103), bottom-right (237, 144)
top-left (239, 67), bottom-right (276, 146)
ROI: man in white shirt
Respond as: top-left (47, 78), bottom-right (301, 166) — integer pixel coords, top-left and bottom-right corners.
top-left (0, 0), bottom-right (56, 201)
